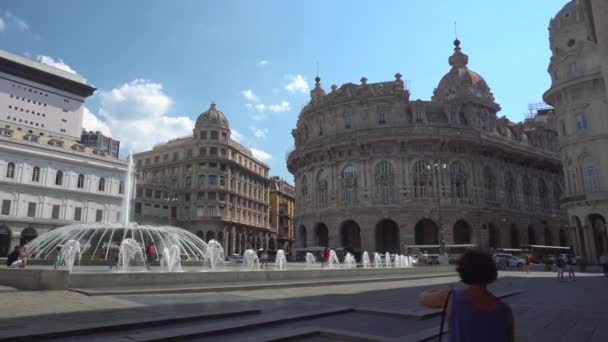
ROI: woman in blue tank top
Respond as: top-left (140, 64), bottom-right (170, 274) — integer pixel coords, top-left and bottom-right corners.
top-left (419, 250), bottom-right (514, 342)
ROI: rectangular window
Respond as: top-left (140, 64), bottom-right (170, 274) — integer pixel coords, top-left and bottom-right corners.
top-left (74, 207), bottom-right (82, 221)
top-left (585, 167), bottom-right (600, 193)
top-left (1, 200), bottom-right (10, 215)
top-left (210, 147), bottom-right (218, 156)
top-left (211, 131), bottom-right (218, 139)
top-left (198, 175), bottom-right (205, 186)
top-left (208, 192), bottom-right (216, 200)
top-left (186, 176), bottom-right (191, 186)
top-left (199, 147), bottom-right (206, 156)
top-left (568, 62), bottom-right (577, 74)
top-left (51, 205), bottom-right (60, 219)
top-left (415, 111), bottom-right (424, 123)
top-left (576, 114), bottom-right (588, 130)
top-left (209, 175), bottom-right (217, 185)
top-left (185, 193), bottom-right (191, 201)
top-left (221, 132), bottom-right (227, 141)
top-left (95, 209), bottom-right (103, 222)
top-left (378, 112), bottom-right (385, 125)
top-left (200, 131), bottom-right (207, 140)
top-left (154, 156), bottom-right (159, 164)
top-left (345, 116), bottom-right (352, 129)
top-left (154, 190), bottom-right (161, 199)
top-left (145, 188), bottom-right (153, 198)
top-left (450, 112), bottom-right (456, 124)
top-left (197, 192), bottom-right (205, 200)
top-left (27, 202), bottom-right (36, 217)
top-left (173, 152), bottom-right (179, 161)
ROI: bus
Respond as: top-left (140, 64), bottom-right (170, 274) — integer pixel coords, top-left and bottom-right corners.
top-left (527, 245), bottom-right (573, 263)
top-left (404, 244), bottom-right (477, 264)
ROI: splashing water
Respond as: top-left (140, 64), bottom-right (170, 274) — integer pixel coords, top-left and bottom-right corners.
top-left (344, 252), bottom-right (357, 269)
top-left (385, 252), bottom-right (392, 268)
top-left (243, 249), bottom-right (260, 270)
top-left (373, 252), bottom-right (382, 268)
top-left (394, 254), bottom-right (402, 268)
top-left (328, 250), bottom-right (340, 269)
top-left (60, 240), bottom-right (81, 273)
top-left (117, 238), bottom-right (145, 271)
top-left (274, 249), bottom-right (287, 270)
top-left (160, 244), bottom-right (182, 272)
top-left (305, 253), bottom-right (316, 269)
top-left (206, 239), bottom-right (225, 271)
top-left (362, 251), bottom-right (371, 269)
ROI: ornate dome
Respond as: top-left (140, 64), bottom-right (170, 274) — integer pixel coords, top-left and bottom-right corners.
top-left (195, 103), bottom-right (229, 129)
top-left (432, 40), bottom-right (495, 103)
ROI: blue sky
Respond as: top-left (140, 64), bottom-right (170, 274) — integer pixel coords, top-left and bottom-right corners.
top-left (0, 1), bottom-right (569, 182)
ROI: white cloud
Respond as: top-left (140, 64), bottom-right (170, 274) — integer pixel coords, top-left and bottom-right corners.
top-left (241, 89), bottom-right (260, 102)
top-left (258, 60), bottom-right (269, 66)
top-left (0, 18), bottom-right (5, 32)
top-left (90, 80), bottom-right (193, 156)
top-left (251, 148), bottom-right (272, 162)
top-left (254, 104), bottom-right (266, 112)
top-left (37, 55), bottom-right (78, 74)
top-left (231, 129), bottom-right (243, 143)
top-left (268, 101), bottom-right (291, 113)
top-left (2, 12), bottom-right (28, 32)
top-left (285, 74), bottom-right (309, 93)
top-left (82, 107), bottom-right (112, 137)
top-left (250, 126), bottom-right (269, 139)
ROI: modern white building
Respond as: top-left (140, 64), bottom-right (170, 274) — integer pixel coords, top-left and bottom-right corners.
top-left (0, 49), bottom-right (126, 257)
top-left (0, 49), bottom-right (95, 140)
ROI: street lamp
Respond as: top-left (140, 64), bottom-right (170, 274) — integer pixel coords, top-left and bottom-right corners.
top-left (427, 161), bottom-right (447, 255)
top-left (164, 192), bottom-right (178, 225)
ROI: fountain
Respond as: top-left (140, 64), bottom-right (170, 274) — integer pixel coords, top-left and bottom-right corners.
top-left (243, 249), bottom-right (260, 270)
top-left (362, 251), bottom-right (370, 269)
top-left (344, 252), bottom-right (357, 269)
top-left (305, 253), bottom-right (316, 269)
top-left (373, 252), bottom-right (382, 268)
top-left (160, 244), bottom-right (182, 272)
top-left (206, 239), bottom-right (225, 271)
top-left (394, 254), bottom-right (402, 268)
top-left (117, 238), bottom-right (145, 271)
top-left (328, 249), bottom-right (340, 269)
top-left (25, 154), bottom-right (212, 269)
top-left (274, 249), bottom-right (287, 270)
top-left (60, 240), bottom-right (81, 273)
top-left (385, 252), bottom-right (392, 268)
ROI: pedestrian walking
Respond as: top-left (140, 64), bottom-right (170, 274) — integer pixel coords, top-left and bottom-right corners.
top-left (6, 246), bottom-right (20, 268)
top-left (566, 256), bottom-right (576, 281)
top-left (18, 243), bottom-right (30, 269)
top-left (523, 255), bottom-right (530, 273)
top-left (419, 250), bottom-right (514, 342)
top-left (600, 254), bottom-right (608, 277)
top-left (146, 244), bottom-right (156, 270)
top-left (321, 247), bottom-right (330, 268)
top-left (53, 247), bottom-right (62, 270)
top-left (261, 249), bottom-right (269, 269)
top-left (556, 257), bottom-right (565, 281)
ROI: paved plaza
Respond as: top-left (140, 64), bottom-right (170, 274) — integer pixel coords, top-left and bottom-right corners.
top-left (1, 270), bottom-right (607, 341)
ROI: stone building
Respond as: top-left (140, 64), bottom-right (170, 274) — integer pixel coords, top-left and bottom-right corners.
top-left (0, 128), bottom-right (128, 256)
top-left (133, 104), bottom-right (276, 256)
top-left (269, 176), bottom-right (295, 251)
top-left (287, 41), bottom-right (568, 257)
top-left (544, 0), bottom-right (608, 262)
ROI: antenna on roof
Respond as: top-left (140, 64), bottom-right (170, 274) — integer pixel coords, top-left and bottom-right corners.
top-left (316, 61), bottom-right (319, 78)
top-left (454, 21), bottom-right (458, 40)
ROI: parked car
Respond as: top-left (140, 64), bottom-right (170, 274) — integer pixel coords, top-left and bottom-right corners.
top-left (227, 254), bottom-right (243, 263)
top-left (493, 253), bottom-right (525, 268)
top-left (558, 254), bottom-right (580, 263)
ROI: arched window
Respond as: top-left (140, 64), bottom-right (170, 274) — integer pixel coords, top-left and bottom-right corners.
top-left (32, 166), bottom-right (40, 182)
top-left (301, 175), bottom-right (308, 203)
top-left (505, 172), bottom-right (516, 208)
top-left (553, 181), bottom-right (562, 210)
top-left (414, 160), bottom-right (432, 198)
top-left (483, 166), bottom-right (496, 201)
top-left (538, 179), bottom-right (549, 209)
top-left (341, 165), bottom-right (357, 202)
top-left (5, 162), bottom-right (15, 179)
top-left (449, 161), bottom-right (467, 199)
top-left (98, 177), bottom-right (105, 192)
top-left (55, 171), bottom-right (63, 186)
top-left (77, 174), bottom-right (85, 189)
top-left (522, 175), bottom-right (533, 210)
top-left (119, 181), bottom-right (124, 194)
top-left (375, 161), bottom-right (393, 202)
top-left (316, 169), bottom-right (327, 205)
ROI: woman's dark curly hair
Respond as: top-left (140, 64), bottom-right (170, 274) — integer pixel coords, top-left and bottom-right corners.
top-left (457, 249), bottom-right (498, 285)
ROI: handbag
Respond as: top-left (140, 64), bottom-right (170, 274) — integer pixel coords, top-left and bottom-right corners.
top-left (438, 290), bottom-right (453, 342)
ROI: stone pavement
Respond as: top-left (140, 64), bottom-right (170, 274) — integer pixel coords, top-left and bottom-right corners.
top-left (0, 271), bottom-right (607, 341)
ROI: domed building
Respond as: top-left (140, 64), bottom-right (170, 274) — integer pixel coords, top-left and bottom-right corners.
top-left (288, 41), bottom-right (568, 258)
top-left (133, 103), bottom-right (276, 256)
top-left (544, 0), bottom-right (608, 263)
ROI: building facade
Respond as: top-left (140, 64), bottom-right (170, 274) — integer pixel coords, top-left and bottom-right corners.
top-left (544, 0), bottom-right (608, 262)
top-left (133, 103), bottom-right (275, 256)
top-left (287, 41), bottom-right (568, 257)
top-left (269, 176), bottom-right (295, 251)
top-left (0, 127), bottom-right (128, 256)
top-left (81, 130), bottom-right (120, 158)
top-left (0, 49), bottom-right (95, 140)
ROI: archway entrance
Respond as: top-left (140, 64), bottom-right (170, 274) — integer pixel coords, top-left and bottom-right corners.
top-left (196, 231), bottom-right (204, 240)
top-left (206, 230), bottom-right (215, 242)
top-left (488, 223), bottom-right (498, 249)
top-left (574, 216), bottom-right (586, 258)
top-left (217, 231), bottom-right (224, 247)
top-left (375, 219), bottom-right (399, 254)
top-left (589, 213), bottom-right (607, 258)
top-left (0, 226), bottom-right (10, 257)
top-left (559, 228), bottom-right (567, 246)
top-left (543, 225), bottom-right (553, 246)
top-left (528, 225), bottom-right (536, 245)
top-left (298, 225), bottom-right (307, 248)
top-left (20, 226), bottom-right (37, 245)
top-left (510, 224), bottom-right (520, 248)
top-left (453, 220), bottom-right (471, 244)
top-left (415, 219), bottom-right (439, 245)
top-left (314, 223), bottom-right (329, 247)
top-left (269, 238), bottom-right (276, 251)
top-left (340, 220), bottom-right (362, 257)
